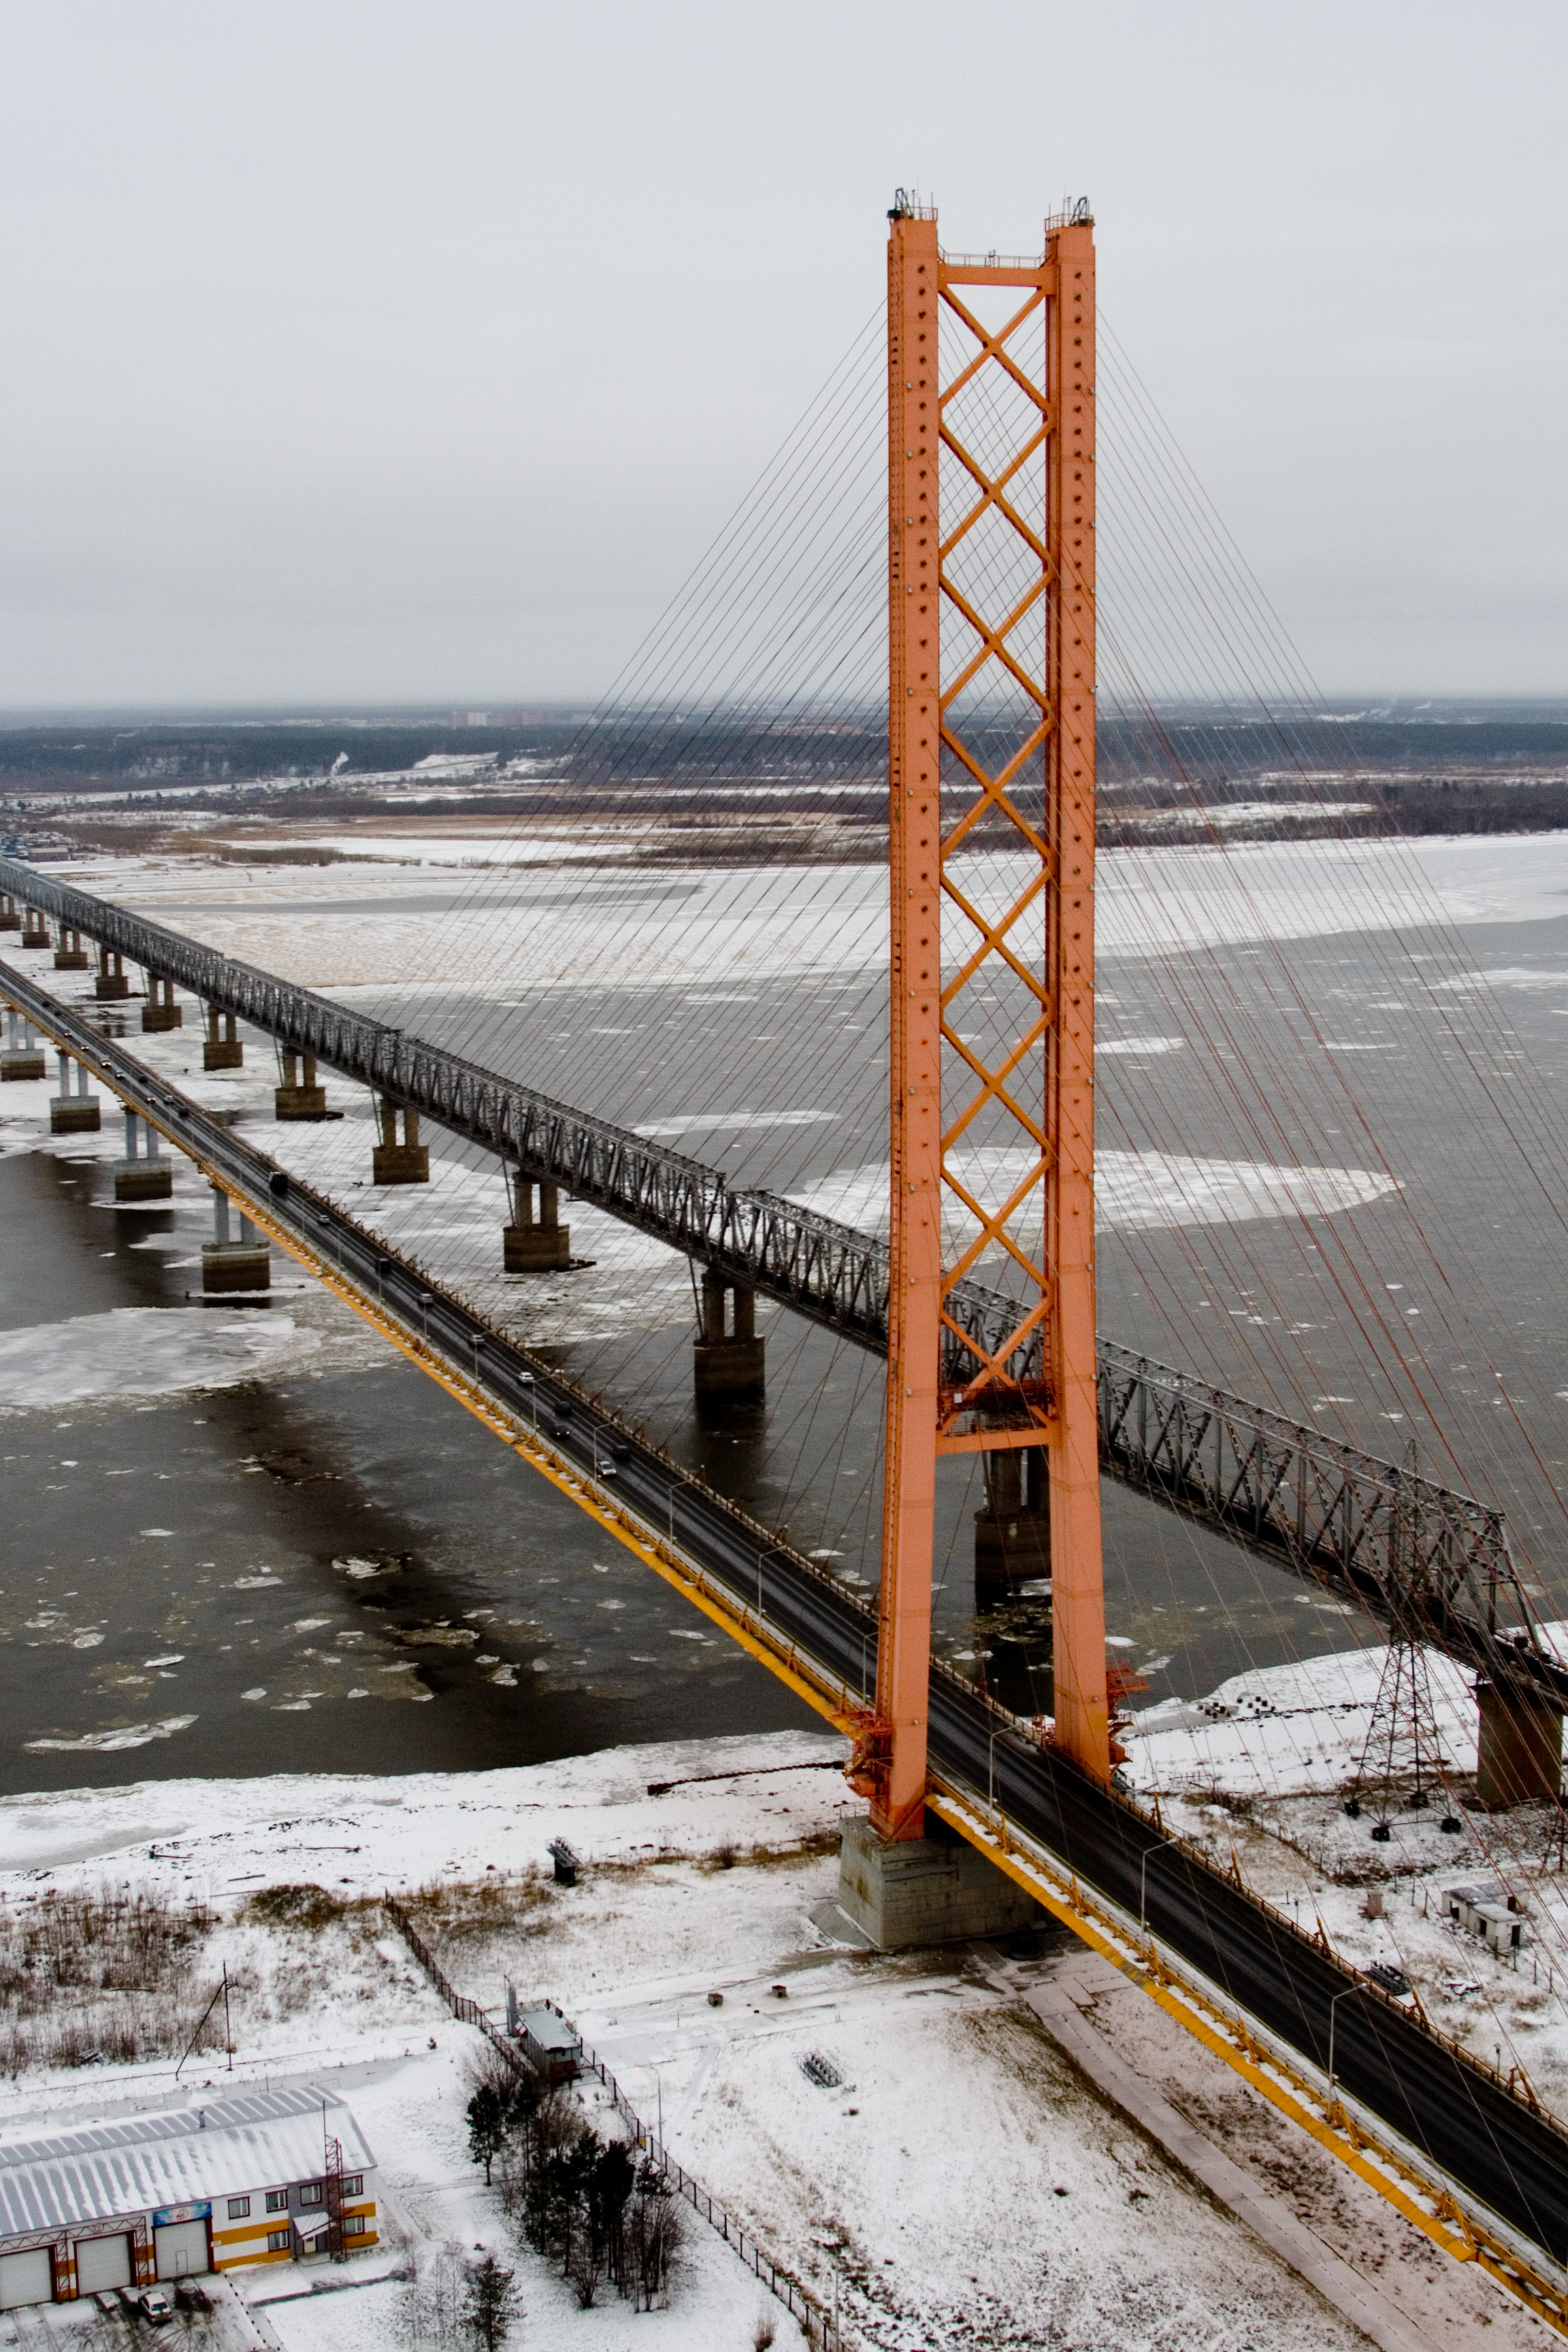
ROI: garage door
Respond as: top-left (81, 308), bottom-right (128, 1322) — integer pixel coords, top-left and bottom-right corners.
top-left (75, 2234), bottom-right (132, 2293)
top-left (0, 2247), bottom-right (52, 2309)
top-left (154, 2218), bottom-right (209, 2279)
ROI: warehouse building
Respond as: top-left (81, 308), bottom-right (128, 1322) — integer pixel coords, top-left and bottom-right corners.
top-left (0, 2085), bottom-right (377, 2309)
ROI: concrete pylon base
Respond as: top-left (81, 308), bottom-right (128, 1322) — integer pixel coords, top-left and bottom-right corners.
top-left (0, 1053), bottom-right (45, 1082)
top-left (274, 1085), bottom-right (328, 1119)
top-left (93, 977), bottom-right (130, 1001)
top-left (20, 930), bottom-right (50, 953)
top-left (1475, 1679), bottom-right (1563, 1808)
top-left (837, 1814), bottom-right (1043, 1950)
top-left (52, 951), bottom-right (89, 971)
top-left (693, 1337), bottom-right (766, 1399)
top-left (504, 1223), bottom-right (570, 1271)
top-left (372, 1143), bottom-right (431, 1186)
top-left (203, 1040), bottom-right (244, 1071)
top-left (140, 1005), bottom-right (183, 1033)
top-left (114, 1161), bottom-right (173, 1202)
top-left (49, 1098), bottom-right (101, 1133)
top-left (201, 1244), bottom-right (271, 1294)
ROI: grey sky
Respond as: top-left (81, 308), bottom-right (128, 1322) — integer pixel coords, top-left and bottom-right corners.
top-left (0, 1), bottom-right (1563, 708)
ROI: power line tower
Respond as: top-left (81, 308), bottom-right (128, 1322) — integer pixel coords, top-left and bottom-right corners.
top-left (1347, 1637), bottom-right (1453, 1837)
top-left (858, 194), bottom-right (1107, 1842)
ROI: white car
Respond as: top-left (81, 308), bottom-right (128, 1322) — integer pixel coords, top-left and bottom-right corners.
top-left (135, 2287), bottom-right (174, 2323)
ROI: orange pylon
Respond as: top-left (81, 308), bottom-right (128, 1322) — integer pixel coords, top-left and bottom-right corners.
top-left (868, 195), bottom-right (1107, 1838)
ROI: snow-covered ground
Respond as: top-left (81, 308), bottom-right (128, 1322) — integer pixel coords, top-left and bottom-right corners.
top-left (0, 1731), bottom-right (1543, 2351)
top-left (40, 826), bottom-right (1568, 997)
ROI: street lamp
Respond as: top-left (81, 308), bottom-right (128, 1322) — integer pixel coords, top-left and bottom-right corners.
top-left (1139, 1837), bottom-right (1182, 1935)
top-left (1327, 1984), bottom-right (1362, 2117)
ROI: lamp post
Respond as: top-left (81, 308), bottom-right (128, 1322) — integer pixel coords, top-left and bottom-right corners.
top-left (1327, 1984), bottom-right (1362, 2117)
top-left (1139, 1837), bottom-right (1181, 1935)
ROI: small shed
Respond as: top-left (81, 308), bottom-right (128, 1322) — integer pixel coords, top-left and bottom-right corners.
top-left (514, 2006), bottom-right (581, 2082)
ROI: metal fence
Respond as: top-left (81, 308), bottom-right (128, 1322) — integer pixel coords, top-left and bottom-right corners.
top-left (382, 1894), bottom-right (840, 2348)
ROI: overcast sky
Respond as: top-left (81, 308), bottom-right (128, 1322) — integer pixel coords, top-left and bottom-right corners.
top-left (0, 1), bottom-right (1563, 711)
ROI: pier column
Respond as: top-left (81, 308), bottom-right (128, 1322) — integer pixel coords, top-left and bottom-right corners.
top-left (114, 1109), bottom-right (172, 1201)
top-left (201, 1185), bottom-right (270, 1293)
top-left (503, 1171), bottom-right (571, 1270)
top-left (1475, 1679), bottom-right (1563, 1808)
top-left (274, 1049), bottom-right (327, 1120)
top-left (48, 1051), bottom-right (101, 1133)
top-left (0, 1009), bottom-right (44, 1081)
top-left (974, 1446), bottom-right (1051, 1598)
top-left (93, 945), bottom-right (129, 1001)
top-left (372, 1098), bottom-right (430, 1185)
top-left (53, 928), bottom-right (89, 971)
top-left (20, 909), bottom-right (50, 952)
top-left (203, 1005), bottom-right (243, 1070)
top-left (693, 1270), bottom-right (766, 1400)
top-left (140, 972), bottom-right (183, 1032)
top-left (0, 894), bottom-right (18, 931)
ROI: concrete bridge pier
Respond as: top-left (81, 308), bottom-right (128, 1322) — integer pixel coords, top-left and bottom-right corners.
top-left (202, 1187), bottom-right (270, 1293)
top-left (503, 1173), bottom-right (570, 1270)
top-left (114, 1109), bottom-right (172, 1201)
top-left (49, 1051), bottom-right (101, 1133)
top-left (1, 1009), bottom-right (44, 1081)
top-left (53, 928), bottom-right (90, 972)
top-left (837, 1814), bottom-right (1045, 1949)
top-left (693, 1271), bottom-right (765, 1400)
top-left (93, 946), bottom-right (130, 1001)
top-left (203, 1005), bottom-right (243, 1070)
top-left (274, 1050), bottom-right (327, 1119)
top-left (20, 909), bottom-right (50, 952)
top-left (1475, 1678), bottom-right (1563, 1809)
top-left (975, 1446), bottom-right (1051, 1597)
top-left (140, 973), bottom-right (183, 1033)
top-left (372, 1098), bottom-right (429, 1184)
top-left (0, 894), bottom-right (18, 931)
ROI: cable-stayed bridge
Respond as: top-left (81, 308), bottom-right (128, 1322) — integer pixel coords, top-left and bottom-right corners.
top-left (7, 195), bottom-right (1568, 2336)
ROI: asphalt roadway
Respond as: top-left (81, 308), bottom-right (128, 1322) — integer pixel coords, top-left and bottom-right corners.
top-left (8, 955), bottom-right (1568, 2275)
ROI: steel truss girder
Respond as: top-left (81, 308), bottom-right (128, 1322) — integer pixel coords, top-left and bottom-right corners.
top-left (1, 859), bottom-right (1555, 1714)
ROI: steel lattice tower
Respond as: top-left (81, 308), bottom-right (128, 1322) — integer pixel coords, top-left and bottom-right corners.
top-left (864, 197), bottom-right (1108, 1839)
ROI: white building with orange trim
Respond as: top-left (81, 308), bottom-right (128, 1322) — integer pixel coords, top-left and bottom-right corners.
top-left (0, 2086), bottom-right (377, 2310)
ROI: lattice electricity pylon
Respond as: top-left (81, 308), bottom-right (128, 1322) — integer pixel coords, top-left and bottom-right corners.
top-left (1346, 1638), bottom-right (1456, 1837)
top-left (864, 194), bottom-right (1109, 1840)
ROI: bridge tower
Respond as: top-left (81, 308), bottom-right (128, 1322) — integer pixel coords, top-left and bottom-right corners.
top-left (870, 195), bottom-right (1107, 1839)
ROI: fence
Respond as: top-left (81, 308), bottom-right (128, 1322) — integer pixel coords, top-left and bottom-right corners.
top-left (383, 1894), bottom-right (840, 2349)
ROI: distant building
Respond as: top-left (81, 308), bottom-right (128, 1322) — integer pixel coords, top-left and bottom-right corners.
top-left (0, 2085), bottom-right (377, 2311)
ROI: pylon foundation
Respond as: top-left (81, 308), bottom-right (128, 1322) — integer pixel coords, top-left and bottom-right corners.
top-left (1475, 1679), bottom-right (1563, 1809)
top-left (274, 1051), bottom-right (327, 1119)
top-left (114, 1111), bottom-right (172, 1201)
top-left (203, 1007), bottom-right (242, 1070)
top-left (693, 1270), bottom-right (765, 1399)
top-left (1, 1012), bottom-right (43, 1083)
top-left (49, 1053), bottom-right (99, 1133)
top-left (54, 930), bottom-right (89, 971)
top-left (20, 918), bottom-right (49, 952)
top-left (837, 1815), bottom-right (1042, 1950)
top-left (504, 1173), bottom-right (570, 1269)
top-left (141, 975), bottom-right (183, 1032)
top-left (372, 1099), bottom-right (429, 1185)
top-left (203, 1189), bottom-right (270, 1292)
top-left (93, 950), bottom-right (130, 1001)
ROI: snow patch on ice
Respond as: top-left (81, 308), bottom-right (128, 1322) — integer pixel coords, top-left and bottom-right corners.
top-left (0, 1307), bottom-right (318, 1413)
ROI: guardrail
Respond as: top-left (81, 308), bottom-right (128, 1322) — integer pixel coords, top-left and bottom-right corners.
top-left (383, 1895), bottom-right (840, 2348)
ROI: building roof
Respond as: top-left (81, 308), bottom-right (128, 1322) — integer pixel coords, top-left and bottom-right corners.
top-left (517, 2008), bottom-right (581, 2053)
top-left (0, 2087), bottom-right (375, 2240)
